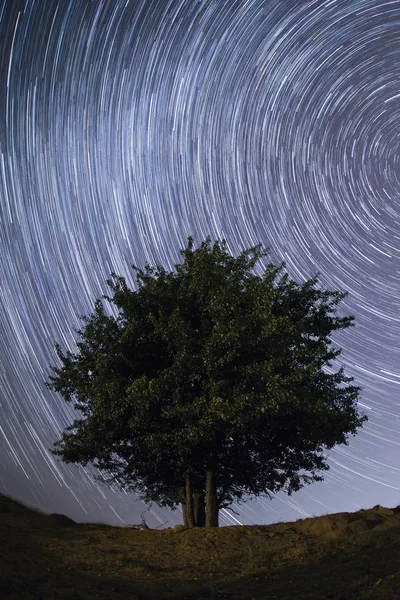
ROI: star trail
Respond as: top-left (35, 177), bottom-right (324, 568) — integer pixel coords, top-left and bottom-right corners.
top-left (1, 0), bottom-right (400, 528)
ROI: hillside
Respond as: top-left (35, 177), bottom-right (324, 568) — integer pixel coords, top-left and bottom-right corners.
top-left (1, 493), bottom-right (400, 599)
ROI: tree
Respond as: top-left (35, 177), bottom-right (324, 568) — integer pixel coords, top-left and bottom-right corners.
top-left (47, 236), bottom-right (366, 528)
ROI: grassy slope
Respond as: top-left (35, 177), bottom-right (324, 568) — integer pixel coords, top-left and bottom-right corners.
top-left (1, 493), bottom-right (400, 599)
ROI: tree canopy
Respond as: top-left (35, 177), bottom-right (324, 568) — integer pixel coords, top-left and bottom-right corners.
top-left (47, 236), bottom-right (366, 528)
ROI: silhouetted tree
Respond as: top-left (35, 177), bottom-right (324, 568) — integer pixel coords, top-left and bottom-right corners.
top-left (47, 236), bottom-right (366, 528)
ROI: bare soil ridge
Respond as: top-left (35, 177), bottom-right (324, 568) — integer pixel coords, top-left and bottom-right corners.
top-left (1, 492), bottom-right (400, 599)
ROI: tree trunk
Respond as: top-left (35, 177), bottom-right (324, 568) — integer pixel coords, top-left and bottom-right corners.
top-left (182, 500), bottom-right (189, 528)
top-left (205, 470), bottom-right (219, 527)
top-left (193, 490), bottom-right (206, 527)
top-left (185, 472), bottom-right (195, 528)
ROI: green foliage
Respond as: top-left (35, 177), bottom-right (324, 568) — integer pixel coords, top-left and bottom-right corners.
top-left (47, 236), bottom-right (366, 514)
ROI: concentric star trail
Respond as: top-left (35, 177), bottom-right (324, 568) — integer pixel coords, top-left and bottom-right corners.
top-left (1, 0), bottom-right (400, 527)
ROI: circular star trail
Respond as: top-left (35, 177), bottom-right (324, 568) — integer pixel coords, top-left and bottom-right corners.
top-left (1, 0), bottom-right (400, 527)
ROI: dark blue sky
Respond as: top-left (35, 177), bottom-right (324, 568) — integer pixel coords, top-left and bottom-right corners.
top-left (1, 0), bottom-right (400, 528)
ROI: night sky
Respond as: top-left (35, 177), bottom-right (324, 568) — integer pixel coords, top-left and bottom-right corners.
top-left (1, 0), bottom-right (400, 529)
